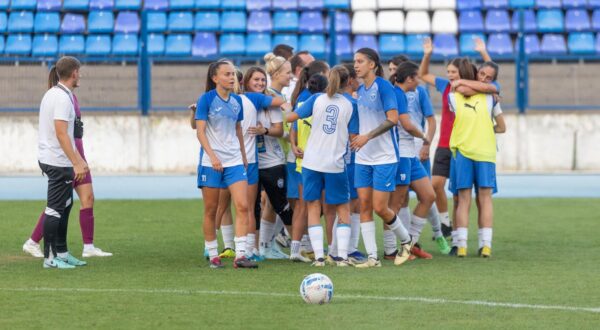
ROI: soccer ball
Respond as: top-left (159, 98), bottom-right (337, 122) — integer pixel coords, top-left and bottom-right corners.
top-left (299, 273), bottom-right (333, 305)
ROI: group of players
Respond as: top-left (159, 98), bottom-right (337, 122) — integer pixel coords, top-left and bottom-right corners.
top-left (192, 38), bottom-right (506, 269)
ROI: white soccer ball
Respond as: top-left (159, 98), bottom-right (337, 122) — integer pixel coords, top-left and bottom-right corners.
top-left (300, 273), bottom-right (334, 305)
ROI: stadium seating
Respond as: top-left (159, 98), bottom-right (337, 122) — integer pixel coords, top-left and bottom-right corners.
top-left (5, 34), bottom-right (32, 55)
top-left (511, 9), bottom-right (536, 32)
top-left (272, 0), bottom-right (297, 10)
top-left (194, 11), bottom-right (219, 32)
top-left (351, 0), bottom-right (377, 10)
top-left (221, 11), bottom-right (246, 32)
top-left (86, 35), bottom-right (111, 55)
top-left (564, 0), bottom-right (587, 9)
top-left (299, 34), bottom-right (326, 58)
top-left (191, 32), bottom-right (217, 57)
top-left (300, 0), bottom-right (324, 11)
top-left (0, 36), bottom-right (4, 53)
top-left (299, 11), bottom-right (324, 33)
top-left (0, 0), bottom-right (7, 10)
top-left (333, 34), bottom-right (352, 57)
top-left (246, 33), bottom-right (271, 56)
top-left (8, 11), bottom-right (34, 33)
top-left (165, 34), bottom-right (191, 56)
top-left (195, 0), bottom-right (220, 10)
top-left (352, 10), bottom-right (377, 34)
top-left (88, 11), bottom-right (114, 33)
top-left (90, 0), bottom-right (114, 10)
top-left (168, 11), bottom-right (194, 32)
top-left (248, 11), bottom-right (272, 33)
top-left (144, 0), bottom-right (168, 11)
top-left (11, 0), bottom-right (37, 10)
top-left (565, 10), bottom-right (591, 32)
top-left (116, 0), bottom-right (140, 10)
top-left (62, 0), bottom-right (89, 11)
top-left (34, 12), bottom-right (60, 33)
top-left (273, 11), bottom-right (299, 32)
top-left (0, 13), bottom-right (5, 32)
top-left (540, 33), bottom-right (567, 54)
top-left (459, 10), bottom-right (484, 33)
top-left (432, 10), bottom-right (458, 34)
top-left (353, 34), bottom-right (378, 53)
top-left (485, 10), bottom-right (511, 33)
top-left (219, 33), bottom-right (245, 56)
top-left (148, 33), bottom-right (165, 55)
top-left (523, 34), bottom-right (540, 54)
top-left (37, 0), bottom-right (62, 11)
top-left (61, 13), bottom-right (85, 34)
top-left (148, 12), bottom-right (167, 32)
top-left (433, 34), bottom-right (458, 57)
top-left (404, 0), bottom-right (429, 10)
top-left (377, 10), bottom-right (403, 33)
top-left (59, 34), bottom-right (85, 54)
top-left (221, 0), bottom-right (245, 10)
top-left (115, 12), bottom-right (139, 33)
top-left (483, 0), bottom-right (508, 9)
top-left (537, 9), bottom-right (564, 33)
top-left (377, 0), bottom-right (403, 9)
top-left (405, 34), bottom-right (430, 55)
top-left (325, 0), bottom-right (349, 9)
top-left (170, 0), bottom-right (194, 10)
top-left (112, 33), bottom-right (138, 55)
top-left (536, 0), bottom-right (561, 9)
top-left (568, 32), bottom-right (595, 54)
top-left (379, 34), bottom-right (405, 56)
top-left (487, 33), bottom-right (513, 55)
top-left (459, 33), bottom-right (486, 56)
top-left (509, 0), bottom-right (534, 8)
top-left (431, 0), bottom-right (456, 10)
top-left (32, 34), bottom-right (57, 56)
top-left (331, 12), bottom-right (351, 33)
top-left (405, 11), bottom-right (431, 34)
top-left (273, 34), bottom-right (298, 50)
top-left (457, 0), bottom-right (482, 11)
top-left (247, 0), bottom-right (270, 11)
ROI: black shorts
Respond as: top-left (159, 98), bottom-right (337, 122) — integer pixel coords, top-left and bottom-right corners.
top-left (256, 164), bottom-right (293, 226)
top-left (39, 162), bottom-right (74, 216)
top-left (432, 147), bottom-right (452, 178)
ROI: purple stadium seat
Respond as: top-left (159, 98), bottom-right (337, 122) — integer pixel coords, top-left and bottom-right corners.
top-left (482, 0), bottom-right (508, 8)
top-left (115, 11), bottom-right (140, 33)
top-left (299, 0), bottom-right (323, 10)
top-left (566, 9), bottom-right (591, 32)
top-left (433, 34), bottom-right (458, 57)
top-left (246, 0), bottom-right (270, 10)
top-left (459, 11), bottom-right (484, 32)
top-left (516, 34), bottom-right (540, 54)
top-left (563, 0), bottom-right (588, 9)
top-left (61, 13), bottom-right (85, 34)
top-left (272, 0), bottom-right (297, 10)
top-left (144, 0), bottom-right (168, 10)
top-left (457, 0), bottom-right (482, 11)
top-left (192, 32), bottom-right (217, 57)
top-left (89, 0), bottom-right (114, 10)
top-left (593, 10), bottom-right (600, 31)
top-left (247, 11), bottom-right (272, 33)
top-left (331, 34), bottom-right (352, 57)
top-left (326, 11), bottom-right (351, 33)
top-left (352, 34), bottom-right (377, 53)
top-left (540, 33), bottom-right (567, 54)
top-left (485, 10), bottom-right (511, 32)
top-left (596, 33), bottom-right (600, 53)
top-left (299, 11), bottom-right (324, 33)
top-left (37, 0), bottom-right (62, 11)
top-left (487, 33), bottom-right (513, 55)
top-left (511, 9), bottom-right (536, 32)
top-left (535, 0), bottom-right (560, 9)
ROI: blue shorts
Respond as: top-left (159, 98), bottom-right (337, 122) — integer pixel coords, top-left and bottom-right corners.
top-left (286, 162), bottom-right (301, 199)
top-left (396, 157), bottom-right (429, 186)
top-left (247, 162), bottom-right (259, 185)
top-left (355, 163), bottom-right (397, 192)
top-left (302, 167), bottom-right (350, 205)
top-left (421, 158), bottom-right (432, 178)
top-left (197, 164), bottom-right (247, 189)
top-left (346, 163), bottom-right (358, 200)
top-left (449, 150), bottom-right (497, 195)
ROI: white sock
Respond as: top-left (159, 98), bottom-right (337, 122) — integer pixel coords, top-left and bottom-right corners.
top-left (360, 221), bottom-right (378, 259)
top-left (329, 217), bottom-right (338, 257)
top-left (336, 224), bottom-right (351, 260)
top-left (387, 216), bottom-right (411, 244)
top-left (383, 229), bottom-right (397, 255)
top-left (398, 207), bottom-right (411, 230)
top-left (301, 234), bottom-right (313, 252)
top-left (291, 240), bottom-right (301, 256)
top-left (451, 230), bottom-right (458, 247)
top-left (440, 211), bottom-right (450, 227)
top-left (234, 236), bottom-right (246, 259)
top-left (83, 243), bottom-right (95, 250)
top-left (246, 233), bottom-right (256, 257)
top-left (273, 216), bottom-right (284, 241)
top-left (456, 227), bottom-right (468, 248)
top-left (478, 228), bottom-right (484, 249)
top-left (308, 225), bottom-right (324, 260)
top-left (428, 205), bottom-right (443, 239)
top-left (409, 215), bottom-right (428, 244)
top-left (58, 252), bottom-right (68, 259)
top-left (350, 212), bottom-right (360, 253)
top-left (480, 227), bottom-right (493, 248)
top-left (206, 240), bottom-right (218, 259)
top-left (259, 219), bottom-right (274, 250)
top-left (220, 224), bottom-right (234, 250)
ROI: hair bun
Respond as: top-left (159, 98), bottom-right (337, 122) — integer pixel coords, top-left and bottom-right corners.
top-left (263, 53), bottom-right (276, 63)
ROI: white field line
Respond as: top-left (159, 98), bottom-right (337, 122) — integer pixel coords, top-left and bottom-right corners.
top-left (1, 287), bottom-right (599, 314)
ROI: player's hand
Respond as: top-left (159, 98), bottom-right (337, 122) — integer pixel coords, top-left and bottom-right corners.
top-left (73, 160), bottom-right (89, 182)
top-left (248, 123), bottom-right (265, 135)
top-left (419, 145), bottom-right (430, 161)
top-left (350, 135), bottom-right (370, 151)
top-left (474, 37), bottom-right (486, 54)
top-left (188, 103), bottom-right (197, 112)
top-left (451, 79), bottom-right (463, 89)
top-left (423, 37), bottom-right (433, 55)
top-left (281, 102), bottom-right (293, 113)
top-left (211, 156), bottom-right (223, 172)
top-left (293, 146), bottom-right (304, 159)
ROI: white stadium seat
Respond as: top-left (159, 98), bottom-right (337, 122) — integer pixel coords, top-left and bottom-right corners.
top-left (404, 10), bottom-right (431, 33)
top-left (432, 10), bottom-right (458, 34)
top-left (403, 0), bottom-right (429, 10)
top-left (430, 0), bottom-right (456, 10)
top-left (352, 10), bottom-right (378, 34)
top-left (351, 0), bottom-right (378, 10)
top-left (377, 10), bottom-right (405, 33)
top-left (377, 0), bottom-right (404, 9)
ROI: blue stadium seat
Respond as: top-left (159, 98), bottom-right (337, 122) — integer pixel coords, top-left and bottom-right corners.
top-left (168, 11), bottom-right (194, 32)
top-left (148, 12), bottom-right (167, 32)
top-left (222, 0), bottom-right (245, 10)
top-left (511, 9), bottom-right (536, 32)
top-left (86, 35), bottom-right (111, 55)
top-left (35, 12), bottom-right (60, 33)
top-left (406, 34), bottom-right (430, 56)
top-left (219, 33), bottom-right (246, 56)
top-left (568, 32), bottom-right (595, 54)
top-left (32, 34), bottom-right (58, 56)
top-left (325, 0), bottom-right (349, 9)
top-left (523, 34), bottom-right (540, 54)
top-left (88, 11), bottom-right (114, 33)
top-left (11, 0), bottom-right (36, 10)
top-left (482, 0), bottom-right (508, 8)
top-left (8, 11), bottom-right (34, 33)
top-left (273, 11), bottom-right (299, 32)
top-left (195, 12), bottom-right (219, 31)
top-left (433, 34), bottom-right (458, 57)
top-left (273, 0), bottom-right (297, 10)
top-left (165, 34), bottom-right (191, 56)
top-left (535, 0), bottom-right (560, 9)
top-left (37, 0), bottom-right (62, 11)
top-left (564, 0), bottom-right (588, 9)
top-left (487, 33), bottom-right (513, 55)
top-left (0, 36), bottom-right (4, 53)
top-left (300, 0), bottom-right (323, 10)
top-left (61, 13), bottom-right (85, 34)
top-left (192, 32), bottom-right (217, 57)
top-left (221, 11), bottom-right (246, 32)
top-left (566, 10), bottom-right (591, 32)
top-left (457, 0), bottom-right (482, 11)
top-left (170, 0), bottom-right (194, 10)
top-left (299, 34), bottom-right (326, 58)
top-left (509, 0), bottom-right (534, 7)
top-left (299, 11), bottom-right (324, 33)
top-left (332, 34), bottom-right (352, 57)
top-left (273, 34), bottom-right (298, 50)
top-left (379, 34), bottom-right (405, 56)
top-left (248, 11), bottom-right (272, 33)
top-left (63, 0), bottom-right (90, 10)
top-left (326, 11), bottom-right (351, 33)
top-left (0, 13), bottom-right (6, 32)
top-left (5, 34), bottom-right (32, 55)
top-left (0, 0), bottom-right (7, 10)
top-left (116, 0), bottom-right (141, 10)
top-left (459, 33), bottom-right (486, 55)
top-left (115, 12), bottom-right (140, 33)
top-left (540, 33), bottom-right (567, 54)
top-left (144, 0), bottom-right (168, 10)
top-left (486, 10), bottom-right (511, 32)
top-left (90, 0), bottom-right (114, 10)
top-left (247, 0), bottom-right (270, 10)
top-left (246, 33), bottom-right (271, 56)
top-left (112, 33), bottom-right (138, 55)
top-left (352, 34), bottom-right (378, 53)
top-left (195, 0), bottom-right (220, 9)
top-left (537, 9), bottom-right (564, 33)
top-left (596, 33), bottom-right (600, 53)
top-left (459, 11), bottom-right (484, 32)
top-left (147, 33), bottom-right (165, 55)
top-left (59, 34), bottom-right (85, 54)
top-left (593, 10), bottom-right (600, 31)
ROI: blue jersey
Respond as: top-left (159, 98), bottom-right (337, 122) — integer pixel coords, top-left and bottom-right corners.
top-left (355, 76), bottom-right (399, 165)
top-left (241, 92), bottom-right (273, 164)
top-left (195, 89), bottom-right (244, 167)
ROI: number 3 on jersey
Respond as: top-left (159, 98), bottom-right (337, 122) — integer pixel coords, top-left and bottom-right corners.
top-left (323, 105), bottom-right (339, 134)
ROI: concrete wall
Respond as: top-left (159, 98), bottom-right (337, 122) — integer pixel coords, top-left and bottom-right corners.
top-left (2, 112), bottom-right (599, 174)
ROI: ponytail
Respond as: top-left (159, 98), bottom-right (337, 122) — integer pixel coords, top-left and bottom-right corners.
top-left (307, 74), bottom-right (328, 94)
top-left (48, 66), bottom-right (59, 89)
top-left (326, 65), bottom-right (349, 97)
top-left (291, 60), bottom-right (330, 106)
top-left (391, 61), bottom-right (419, 84)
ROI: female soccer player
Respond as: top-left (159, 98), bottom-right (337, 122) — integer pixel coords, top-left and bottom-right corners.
top-left (286, 66), bottom-right (359, 267)
top-left (195, 61), bottom-right (256, 269)
top-left (350, 48), bottom-right (412, 268)
top-left (23, 66), bottom-right (112, 258)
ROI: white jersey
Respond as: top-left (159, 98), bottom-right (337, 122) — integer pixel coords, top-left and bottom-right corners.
top-left (295, 93), bottom-right (359, 173)
top-left (38, 83), bottom-right (76, 167)
top-left (257, 108), bottom-right (285, 169)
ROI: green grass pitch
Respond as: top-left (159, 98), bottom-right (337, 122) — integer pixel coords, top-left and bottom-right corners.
top-left (1, 199), bottom-right (599, 329)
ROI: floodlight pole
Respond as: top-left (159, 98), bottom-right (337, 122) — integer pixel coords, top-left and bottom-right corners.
top-left (138, 10), bottom-right (151, 116)
top-left (516, 8), bottom-right (528, 114)
top-left (328, 10), bottom-right (337, 66)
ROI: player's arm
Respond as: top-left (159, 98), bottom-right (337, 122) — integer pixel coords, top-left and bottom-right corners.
top-left (55, 120), bottom-right (88, 181)
top-left (351, 110), bottom-right (398, 151)
top-left (420, 115), bottom-right (436, 160)
top-left (474, 37), bottom-right (492, 62)
top-left (196, 120), bottom-right (222, 171)
top-left (188, 104), bottom-right (197, 129)
top-left (494, 114), bottom-right (506, 133)
top-left (236, 122), bottom-right (248, 168)
top-left (454, 80), bottom-right (498, 95)
top-left (398, 114), bottom-right (430, 145)
top-left (418, 38), bottom-right (436, 86)
top-left (290, 124), bottom-right (302, 159)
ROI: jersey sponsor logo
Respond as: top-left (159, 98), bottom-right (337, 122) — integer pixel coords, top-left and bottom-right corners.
top-left (202, 175), bottom-right (207, 182)
top-left (385, 182), bottom-right (392, 187)
top-left (215, 107), bottom-right (223, 113)
top-left (369, 91), bottom-right (377, 102)
top-left (277, 178), bottom-right (284, 188)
